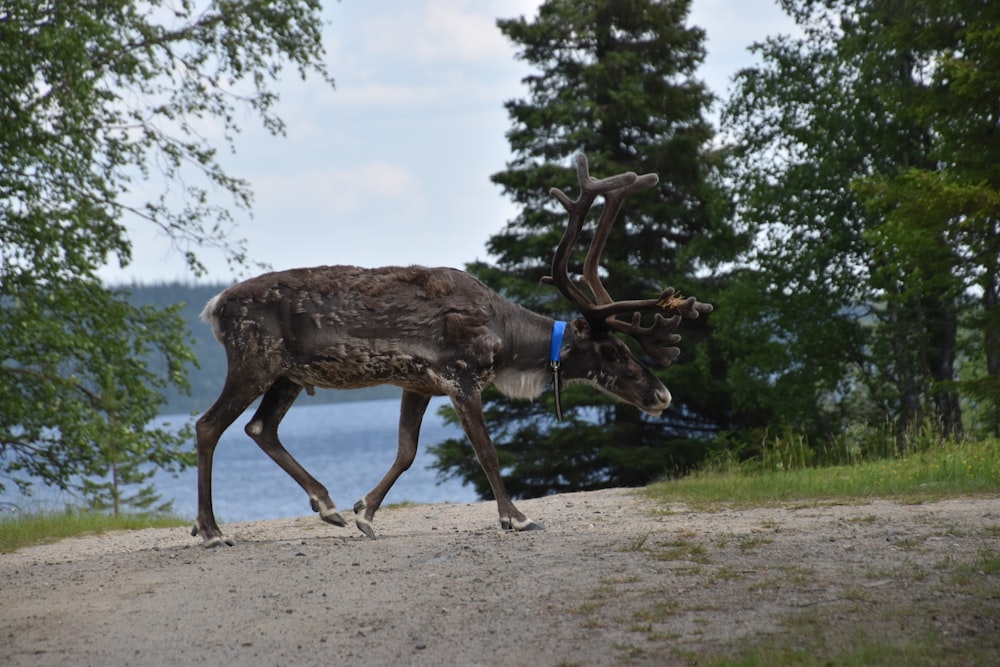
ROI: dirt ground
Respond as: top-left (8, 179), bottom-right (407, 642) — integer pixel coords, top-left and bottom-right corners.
top-left (2, 488), bottom-right (999, 666)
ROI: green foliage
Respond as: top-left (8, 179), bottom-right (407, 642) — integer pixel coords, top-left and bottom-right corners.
top-left (721, 0), bottom-right (1000, 442)
top-left (850, 0), bottom-right (1000, 437)
top-left (0, 2), bottom-right (332, 502)
top-left (431, 0), bottom-right (740, 498)
top-left (0, 280), bottom-right (196, 510)
top-left (0, 0), bottom-right (332, 282)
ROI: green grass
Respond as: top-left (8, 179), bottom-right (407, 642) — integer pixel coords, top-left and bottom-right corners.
top-left (0, 510), bottom-right (188, 553)
top-left (645, 436), bottom-right (1000, 509)
top-left (701, 631), bottom-right (958, 667)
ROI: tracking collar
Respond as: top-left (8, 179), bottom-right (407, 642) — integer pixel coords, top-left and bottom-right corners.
top-left (550, 320), bottom-right (568, 421)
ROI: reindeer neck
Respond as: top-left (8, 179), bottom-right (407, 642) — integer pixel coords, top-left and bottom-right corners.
top-left (491, 303), bottom-right (561, 400)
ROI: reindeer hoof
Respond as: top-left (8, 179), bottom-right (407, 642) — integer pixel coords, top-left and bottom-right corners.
top-left (353, 499), bottom-right (376, 540)
top-left (192, 524), bottom-right (234, 547)
top-left (320, 508), bottom-right (348, 527)
top-left (500, 517), bottom-right (544, 532)
top-left (203, 535), bottom-right (235, 548)
top-left (356, 518), bottom-right (376, 540)
top-left (192, 522), bottom-right (236, 547)
top-left (310, 495), bottom-right (348, 527)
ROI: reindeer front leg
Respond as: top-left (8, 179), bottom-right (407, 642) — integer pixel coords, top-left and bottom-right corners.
top-left (354, 390), bottom-right (432, 539)
top-left (450, 393), bottom-right (543, 532)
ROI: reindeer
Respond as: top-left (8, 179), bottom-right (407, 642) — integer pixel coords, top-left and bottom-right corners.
top-left (191, 154), bottom-right (712, 547)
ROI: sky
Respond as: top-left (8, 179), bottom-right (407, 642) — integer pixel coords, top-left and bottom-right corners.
top-left (98, 0), bottom-right (800, 285)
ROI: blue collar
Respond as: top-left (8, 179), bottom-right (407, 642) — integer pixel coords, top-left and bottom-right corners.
top-left (550, 320), bottom-right (567, 364)
top-left (550, 321), bottom-right (568, 421)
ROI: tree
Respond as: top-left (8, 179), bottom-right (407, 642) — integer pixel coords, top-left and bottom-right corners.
top-left (430, 0), bottom-right (738, 498)
top-left (719, 0), bottom-right (904, 444)
top-left (0, 1), bottom-right (332, 502)
top-left (721, 0), bottom-right (998, 444)
top-left (1, 280), bottom-right (196, 510)
top-left (852, 0), bottom-right (1000, 437)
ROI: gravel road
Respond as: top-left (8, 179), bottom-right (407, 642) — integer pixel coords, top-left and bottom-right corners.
top-left (2, 488), bottom-right (998, 666)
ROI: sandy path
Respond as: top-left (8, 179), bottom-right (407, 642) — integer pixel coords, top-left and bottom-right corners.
top-left (2, 489), bottom-right (999, 666)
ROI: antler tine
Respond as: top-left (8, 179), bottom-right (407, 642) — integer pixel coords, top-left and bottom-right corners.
top-left (588, 286), bottom-right (714, 322)
top-left (607, 312), bottom-right (684, 366)
top-left (580, 172), bottom-right (659, 306)
top-left (541, 154), bottom-right (639, 312)
top-left (599, 290), bottom-right (713, 366)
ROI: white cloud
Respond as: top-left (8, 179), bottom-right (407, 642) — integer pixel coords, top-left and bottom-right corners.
top-left (357, 1), bottom-right (530, 65)
top-left (413, 4), bottom-right (511, 62)
top-left (329, 81), bottom-right (442, 108)
top-left (255, 161), bottom-right (421, 216)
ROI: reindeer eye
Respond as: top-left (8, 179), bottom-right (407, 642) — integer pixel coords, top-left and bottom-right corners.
top-left (601, 346), bottom-right (623, 363)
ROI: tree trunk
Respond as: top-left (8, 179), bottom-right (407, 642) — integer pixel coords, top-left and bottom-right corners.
top-left (888, 293), bottom-right (922, 449)
top-left (927, 294), bottom-right (962, 438)
top-left (984, 270), bottom-right (1000, 437)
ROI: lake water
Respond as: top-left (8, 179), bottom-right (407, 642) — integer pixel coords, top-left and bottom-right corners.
top-left (1, 397), bottom-right (480, 522)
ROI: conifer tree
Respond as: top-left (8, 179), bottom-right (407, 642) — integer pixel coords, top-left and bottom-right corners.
top-left (431, 0), bottom-right (737, 497)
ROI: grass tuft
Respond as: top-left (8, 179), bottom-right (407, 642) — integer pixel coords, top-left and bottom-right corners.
top-left (0, 509), bottom-right (188, 553)
top-left (645, 435), bottom-right (1000, 510)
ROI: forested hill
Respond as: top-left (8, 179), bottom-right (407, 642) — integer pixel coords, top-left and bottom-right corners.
top-left (122, 282), bottom-right (401, 416)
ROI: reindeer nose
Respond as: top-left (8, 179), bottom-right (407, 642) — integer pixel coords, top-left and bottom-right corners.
top-left (655, 387), bottom-right (672, 409)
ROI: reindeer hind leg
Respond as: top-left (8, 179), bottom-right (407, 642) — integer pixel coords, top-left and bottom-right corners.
top-left (194, 380), bottom-right (263, 547)
top-left (246, 377), bottom-right (348, 527)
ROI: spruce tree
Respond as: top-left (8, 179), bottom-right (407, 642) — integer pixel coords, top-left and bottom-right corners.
top-left (430, 0), bottom-right (737, 498)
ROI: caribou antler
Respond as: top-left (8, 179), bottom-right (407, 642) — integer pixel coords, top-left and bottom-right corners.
top-left (542, 154), bottom-right (713, 366)
top-left (541, 154), bottom-right (641, 310)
